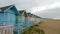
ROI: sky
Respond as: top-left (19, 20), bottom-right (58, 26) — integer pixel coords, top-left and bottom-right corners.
top-left (0, 0), bottom-right (60, 19)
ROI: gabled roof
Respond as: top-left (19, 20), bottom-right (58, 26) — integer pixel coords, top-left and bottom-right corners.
top-left (0, 5), bottom-right (12, 12)
top-left (19, 10), bottom-right (41, 18)
top-left (0, 5), bottom-right (19, 15)
top-left (19, 10), bottom-right (28, 17)
top-left (27, 13), bottom-right (33, 17)
top-left (27, 13), bottom-right (41, 18)
top-left (19, 10), bottom-right (25, 15)
top-left (33, 14), bottom-right (41, 18)
top-left (27, 13), bottom-right (31, 16)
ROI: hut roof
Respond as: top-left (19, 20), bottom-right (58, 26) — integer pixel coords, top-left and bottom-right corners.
top-left (0, 5), bottom-right (12, 12)
top-left (19, 10), bottom-right (28, 17)
top-left (19, 10), bottom-right (25, 15)
top-left (27, 13), bottom-right (41, 18)
top-left (0, 5), bottom-right (19, 15)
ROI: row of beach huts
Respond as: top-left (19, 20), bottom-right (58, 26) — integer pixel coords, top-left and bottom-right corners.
top-left (0, 5), bottom-right (41, 34)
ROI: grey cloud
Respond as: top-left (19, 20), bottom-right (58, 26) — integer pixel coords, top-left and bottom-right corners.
top-left (0, 0), bottom-right (60, 18)
top-left (35, 8), bottom-right (60, 18)
top-left (0, 0), bottom-right (55, 10)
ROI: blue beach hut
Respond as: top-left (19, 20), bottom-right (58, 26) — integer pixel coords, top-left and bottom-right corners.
top-left (0, 5), bottom-right (19, 25)
top-left (23, 10), bottom-right (31, 28)
top-left (17, 10), bottom-right (29, 34)
top-left (17, 10), bottom-right (31, 34)
top-left (16, 10), bottom-right (25, 34)
top-left (27, 13), bottom-right (41, 26)
top-left (0, 5), bottom-right (19, 34)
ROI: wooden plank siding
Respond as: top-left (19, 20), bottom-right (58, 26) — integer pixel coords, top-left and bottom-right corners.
top-left (0, 25), bottom-right (13, 34)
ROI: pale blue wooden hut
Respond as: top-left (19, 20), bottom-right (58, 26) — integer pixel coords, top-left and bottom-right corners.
top-left (16, 10), bottom-right (25, 34)
top-left (24, 12), bottom-right (31, 28)
top-left (17, 10), bottom-right (31, 34)
top-left (0, 5), bottom-right (19, 34)
top-left (0, 5), bottom-right (19, 25)
top-left (18, 10), bottom-right (31, 28)
top-left (19, 10), bottom-right (31, 28)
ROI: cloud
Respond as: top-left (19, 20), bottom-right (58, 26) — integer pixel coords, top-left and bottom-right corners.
top-left (33, 7), bottom-right (60, 19)
top-left (29, 1), bottom-right (60, 19)
top-left (31, 2), bottom-right (60, 13)
top-left (0, 0), bottom-right (42, 10)
top-left (0, 0), bottom-right (56, 10)
top-left (0, 0), bottom-right (60, 19)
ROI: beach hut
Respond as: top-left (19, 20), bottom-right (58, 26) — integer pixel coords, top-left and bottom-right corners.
top-left (33, 15), bottom-right (41, 24)
top-left (0, 5), bottom-right (19, 34)
top-left (0, 5), bottom-right (18, 25)
top-left (27, 13), bottom-right (35, 26)
top-left (23, 11), bottom-right (31, 28)
top-left (18, 10), bottom-right (31, 28)
top-left (16, 10), bottom-right (25, 34)
top-left (16, 10), bottom-right (30, 34)
top-left (27, 13), bottom-right (41, 26)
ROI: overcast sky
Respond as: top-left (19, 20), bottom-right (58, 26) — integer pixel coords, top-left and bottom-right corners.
top-left (0, 0), bottom-right (60, 19)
